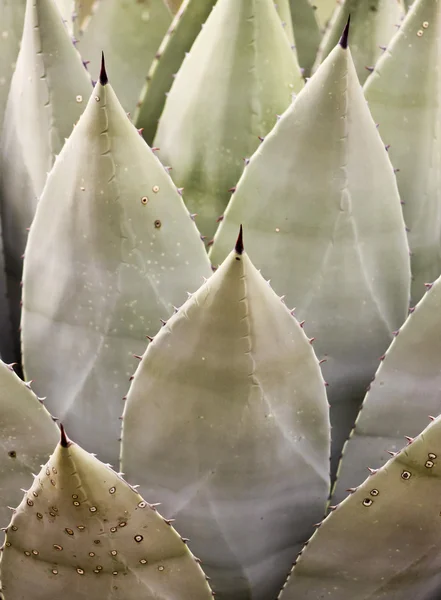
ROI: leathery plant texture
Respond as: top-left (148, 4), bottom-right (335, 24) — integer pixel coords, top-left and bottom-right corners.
top-left (314, 0), bottom-right (404, 85)
top-left (0, 360), bottom-right (58, 537)
top-left (121, 228), bottom-right (331, 600)
top-left (0, 0), bottom-right (92, 335)
top-left (279, 415), bottom-right (441, 600)
top-left (0, 426), bottom-right (214, 600)
top-left (21, 57), bottom-right (212, 468)
top-left (153, 0), bottom-right (304, 240)
top-left (210, 23), bottom-right (411, 479)
top-left (134, 0), bottom-right (218, 145)
top-left (0, 0), bottom-right (26, 134)
top-left (332, 274), bottom-right (441, 504)
top-left (364, 0), bottom-right (441, 304)
top-left (77, 0), bottom-right (172, 114)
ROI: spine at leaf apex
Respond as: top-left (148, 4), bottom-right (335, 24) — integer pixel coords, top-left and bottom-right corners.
top-left (339, 14), bottom-right (351, 49)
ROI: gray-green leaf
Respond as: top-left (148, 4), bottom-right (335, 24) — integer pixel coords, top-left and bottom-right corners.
top-left (121, 233), bottom-right (330, 599)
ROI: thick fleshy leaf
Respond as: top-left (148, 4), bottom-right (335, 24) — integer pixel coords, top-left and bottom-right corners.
top-left (0, 221), bottom-right (14, 363)
top-left (22, 64), bottom-right (212, 468)
top-left (134, 0), bottom-right (217, 145)
top-left (0, 0), bottom-right (26, 133)
top-left (121, 233), bottom-right (331, 599)
top-left (280, 415), bottom-right (441, 600)
top-left (0, 429), bottom-right (213, 599)
top-left (54, 0), bottom-right (74, 35)
top-left (289, 0), bottom-right (322, 77)
top-left (314, 0), bottom-right (404, 84)
top-left (0, 0), bottom-right (92, 335)
top-left (313, 0), bottom-right (338, 28)
top-left (0, 361), bottom-right (58, 534)
top-left (364, 0), bottom-right (441, 304)
top-left (332, 277), bottom-right (441, 504)
top-left (153, 0), bottom-right (304, 240)
top-left (210, 33), bottom-right (410, 478)
top-left (274, 0), bottom-right (295, 44)
top-left (77, 0), bottom-right (171, 114)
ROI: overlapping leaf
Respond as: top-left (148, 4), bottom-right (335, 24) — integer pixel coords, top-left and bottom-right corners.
top-left (121, 232), bottom-right (330, 599)
top-left (153, 0), bottom-right (304, 239)
top-left (77, 0), bottom-right (172, 113)
top-left (210, 27), bottom-right (410, 477)
top-left (0, 428), bottom-right (213, 599)
top-left (22, 61), bottom-right (212, 467)
top-left (364, 0), bottom-right (441, 303)
top-left (280, 415), bottom-right (441, 600)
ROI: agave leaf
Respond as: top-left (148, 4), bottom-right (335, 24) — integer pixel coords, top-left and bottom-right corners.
top-left (314, 0), bottom-right (404, 85)
top-left (153, 0), bottom-right (304, 240)
top-left (0, 220), bottom-right (15, 363)
top-left (0, 0), bottom-right (92, 338)
top-left (403, 0), bottom-right (413, 9)
top-left (280, 415), bottom-right (441, 600)
top-left (121, 230), bottom-right (331, 599)
top-left (0, 427), bottom-right (213, 599)
top-left (210, 27), bottom-right (410, 478)
top-left (0, 361), bottom-right (59, 535)
top-left (274, 0), bottom-right (295, 44)
top-left (54, 0), bottom-right (75, 35)
top-left (288, 0), bottom-right (322, 77)
top-left (332, 278), bottom-right (441, 504)
top-left (364, 0), bottom-right (441, 305)
top-left (77, 0), bottom-right (172, 114)
top-left (134, 0), bottom-right (218, 145)
top-left (0, 0), bottom-right (26, 134)
top-left (313, 0), bottom-right (337, 28)
top-left (21, 60), bottom-right (212, 468)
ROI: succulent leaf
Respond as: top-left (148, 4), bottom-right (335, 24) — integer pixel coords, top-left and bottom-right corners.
top-left (0, 214), bottom-right (15, 363)
top-left (313, 0), bottom-right (338, 28)
top-left (332, 274), bottom-right (441, 504)
top-left (153, 0), bottom-right (304, 240)
top-left (134, 0), bottom-right (218, 145)
top-left (21, 61), bottom-right (212, 467)
top-left (363, 0), bottom-right (441, 304)
top-left (279, 415), bottom-right (441, 600)
top-left (77, 0), bottom-right (172, 114)
top-left (274, 0), bottom-right (295, 45)
top-left (0, 361), bottom-right (59, 535)
top-left (314, 0), bottom-right (404, 85)
top-left (54, 0), bottom-right (75, 36)
top-left (210, 31), bottom-right (411, 478)
top-left (0, 0), bottom-right (26, 134)
top-left (0, 0), bottom-right (92, 336)
top-left (121, 233), bottom-right (331, 599)
top-left (288, 0), bottom-right (322, 77)
top-left (0, 428), bottom-right (213, 599)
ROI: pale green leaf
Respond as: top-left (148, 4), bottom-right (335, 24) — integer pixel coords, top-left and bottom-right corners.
top-left (121, 236), bottom-right (330, 598)
top-left (210, 36), bottom-right (410, 478)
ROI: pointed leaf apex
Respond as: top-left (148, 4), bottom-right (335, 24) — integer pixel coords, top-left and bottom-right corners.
top-left (99, 51), bottom-right (108, 86)
top-left (59, 424), bottom-right (72, 448)
top-left (235, 225), bottom-right (244, 255)
top-left (339, 15), bottom-right (351, 49)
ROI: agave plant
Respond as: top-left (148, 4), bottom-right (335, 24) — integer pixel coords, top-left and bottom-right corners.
top-left (0, 0), bottom-right (440, 598)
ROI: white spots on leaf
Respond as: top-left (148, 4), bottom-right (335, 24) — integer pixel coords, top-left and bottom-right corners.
top-left (76, 95), bottom-right (83, 103)
top-left (401, 471), bottom-right (412, 480)
top-left (362, 498), bottom-right (373, 507)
